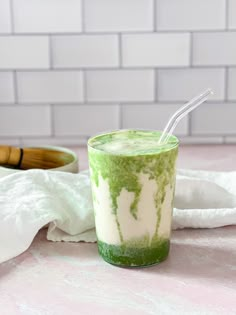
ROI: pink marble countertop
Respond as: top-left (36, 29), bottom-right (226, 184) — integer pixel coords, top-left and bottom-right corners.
top-left (1, 145), bottom-right (236, 315)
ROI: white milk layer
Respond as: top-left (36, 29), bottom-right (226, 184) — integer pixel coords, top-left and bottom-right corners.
top-left (92, 173), bottom-right (174, 245)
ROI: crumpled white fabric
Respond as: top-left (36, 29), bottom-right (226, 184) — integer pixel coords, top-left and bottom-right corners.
top-left (0, 167), bottom-right (236, 263)
top-left (173, 169), bottom-right (236, 229)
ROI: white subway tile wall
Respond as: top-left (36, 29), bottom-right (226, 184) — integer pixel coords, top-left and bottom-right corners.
top-left (0, 72), bottom-right (15, 103)
top-left (157, 68), bottom-right (225, 101)
top-left (0, 0), bottom-right (11, 33)
top-left (54, 105), bottom-right (120, 136)
top-left (191, 103), bottom-right (236, 135)
top-left (0, 36), bottom-right (49, 69)
top-left (13, 0), bottom-right (82, 33)
top-left (52, 35), bottom-right (119, 68)
top-left (193, 32), bottom-right (236, 66)
top-left (225, 137), bottom-right (236, 144)
top-left (0, 105), bottom-right (51, 136)
top-left (156, 0), bottom-right (226, 31)
top-left (122, 33), bottom-right (190, 67)
top-left (86, 70), bottom-right (154, 102)
top-left (228, 0), bottom-right (236, 29)
top-left (121, 104), bottom-right (188, 135)
top-left (228, 68), bottom-right (236, 100)
top-left (84, 0), bottom-right (153, 32)
top-left (17, 71), bottom-right (84, 103)
top-left (0, 0), bottom-right (235, 145)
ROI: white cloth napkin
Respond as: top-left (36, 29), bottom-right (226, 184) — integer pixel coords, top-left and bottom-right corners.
top-left (0, 167), bottom-right (236, 264)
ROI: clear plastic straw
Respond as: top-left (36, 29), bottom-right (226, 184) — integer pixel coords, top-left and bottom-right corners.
top-left (158, 88), bottom-right (213, 145)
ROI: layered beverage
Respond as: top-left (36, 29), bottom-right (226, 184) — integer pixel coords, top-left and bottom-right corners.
top-left (88, 129), bottom-right (179, 267)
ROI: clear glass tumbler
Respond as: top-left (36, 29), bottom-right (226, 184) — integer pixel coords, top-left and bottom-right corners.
top-left (88, 129), bottom-right (179, 267)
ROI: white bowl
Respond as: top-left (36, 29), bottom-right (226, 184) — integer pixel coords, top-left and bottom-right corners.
top-left (1, 146), bottom-right (79, 174)
top-left (44, 146), bottom-right (79, 173)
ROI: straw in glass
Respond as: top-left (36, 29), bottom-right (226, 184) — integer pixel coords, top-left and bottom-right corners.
top-left (158, 88), bottom-right (213, 145)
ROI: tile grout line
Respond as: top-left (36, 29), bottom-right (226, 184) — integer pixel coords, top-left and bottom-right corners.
top-left (49, 35), bottom-right (53, 69)
top-left (153, 0), bottom-right (156, 31)
top-left (82, 70), bottom-right (87, 103)
top-left (1, 100), bottom-right (235, 106)
top-left (178, 136), bottom-right (225, 144)
top-left (118, 33), bottom-right (122, 68)
top-left (13, 71), bottom-right (18, 103)
top-left (225, 67), bottom-right (229, 101)
top-left (9, 0), bottom-right (15, 33)
top-left (50, 104), bottom-right (55, 137)
top-left (118, 104), bottom-right (123, 129)
top-left (188, 113), bottom-right (192, 136)
top-left (81, 0), bottom-right (86, 32)
top-left (225, 0), bottom-right (229, 30)
top-left (0, 136), bottom-right (229, 145)
top-left (154, 68), bottom-right (158, 102)
top-left (189, 32), bottom-right (193, 66)
top-left (1, 30), bottom-right (236, 37)
top-left (0, 66), bottom-right (236, 72)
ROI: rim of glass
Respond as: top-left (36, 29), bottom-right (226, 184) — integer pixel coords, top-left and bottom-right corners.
top-left (87, 129), bottom-right (179, 155)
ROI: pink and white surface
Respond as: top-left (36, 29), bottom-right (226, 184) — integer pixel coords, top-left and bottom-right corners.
top-left (0, 145), bottom-right (236, 315)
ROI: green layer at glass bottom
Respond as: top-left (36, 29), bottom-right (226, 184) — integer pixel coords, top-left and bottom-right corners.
top-left (98, 239), bottom-right (170, 267)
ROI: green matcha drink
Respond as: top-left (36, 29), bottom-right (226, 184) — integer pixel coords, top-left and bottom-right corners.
top-left (88, 129), bottom-right (179, 267)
